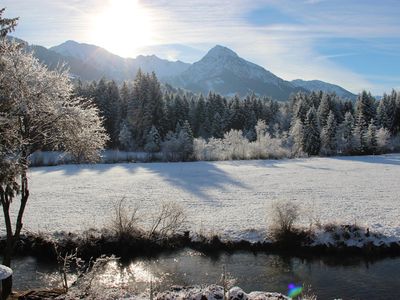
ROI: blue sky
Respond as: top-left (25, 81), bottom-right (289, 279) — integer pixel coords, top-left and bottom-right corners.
top-left (3, 0), bottom-right (400, 95)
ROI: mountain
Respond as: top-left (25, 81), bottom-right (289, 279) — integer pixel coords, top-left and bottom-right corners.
top-left (11, 37), bottom-right (357, 101)
top-left (29, 45), bottom-right (105, 80)
top-left (169, 45), bottom-right (306, 100)
top-left (291, 79), bottom-right (356, 100)
top-left (50, 40), bottom-right (190, 80)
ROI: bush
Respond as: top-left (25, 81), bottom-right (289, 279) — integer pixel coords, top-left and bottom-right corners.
top-left (193, 127), bottom-right (289, 161)
top-left (110, 198), bottom-right (141, 239)
top-left (148, 201), bottom-right (187, 238)
top-left (269, 200), bottom-right (300, 241)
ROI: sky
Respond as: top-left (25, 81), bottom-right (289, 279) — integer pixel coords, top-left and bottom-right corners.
top-left (2, 0), bottom-right (400, 95)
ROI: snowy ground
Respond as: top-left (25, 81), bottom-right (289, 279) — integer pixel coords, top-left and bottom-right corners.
top-left (7, 154), bottom-right (400, 241)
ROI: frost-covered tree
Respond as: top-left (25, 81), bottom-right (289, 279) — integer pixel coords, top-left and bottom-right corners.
top-left (377, 127), bottom-right (391, 152)
top-left (302, 107), bottom-right (321, 156)
top-left (377, 94), bottom-right (395, 132)
top-left (178, 120), bottom-right (194, 160)
top-left (336, 112), bottom-right (354, 154)
top-left (192, 94), bottom-right (206, 136)
top-left (0, 15), bottom-right (108, 296)
top-left (118, 121), bottom-right (134, 150)
top-left (211, 112), bottom-right (224, 138)
top-left (292, 93), bottom-right (309, 122)
top-left (290, 118), bottom-right (304, 156)
top-left (353, 112), bottom-right (369, 153)
top-left (0, 8), bottom-right (17, 38)
top-left (161, 120), bottom-right (193, 161)
top-left (144, 125), bottom-right (161, 153)
top-left (355, 91), bottom-right (376, 131)
top-left (127, 70), bottom-right (165, 147)
top-left (351, 122), bottom-right (364, 154)
top-left (255, 119), bottom-right (267, 142)
top-left (366, 121), bottom-right (378, 154)
top-left (320, 111), bottom-right (337, 156)
top-left (161, 131), bottom-right (180, 161)
top-left (317, 93), bottom-right (332, 127)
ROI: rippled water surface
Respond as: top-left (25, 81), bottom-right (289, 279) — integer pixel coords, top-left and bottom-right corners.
top-left (11, 250), bottom-right (400, 299)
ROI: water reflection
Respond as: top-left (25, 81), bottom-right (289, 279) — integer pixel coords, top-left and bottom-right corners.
top-left (10, 250), bottom-right (400, 299)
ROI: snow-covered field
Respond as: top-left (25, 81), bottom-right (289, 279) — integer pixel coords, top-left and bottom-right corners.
top-left (11, 154), bottom-right (400, 240)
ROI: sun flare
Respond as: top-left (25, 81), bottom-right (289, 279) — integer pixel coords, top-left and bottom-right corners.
top-left (89, 0), bottom-right (154, 57)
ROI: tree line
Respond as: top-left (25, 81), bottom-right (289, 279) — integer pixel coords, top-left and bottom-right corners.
top-left (75, 71), bottom-right (400, 159)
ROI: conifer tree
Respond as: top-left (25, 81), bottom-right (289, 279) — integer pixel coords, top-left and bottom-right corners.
top-left (144, 125), bottom-right (161, 153)
top-left (302, 107), bottom-right (321, 155)
top-left (366, 121), bottom-right (378, 154)
top-left (120, 81), bottom-right (130, 120)
top-left (180, 120), bottom-right (194, 154)
top-left (320, 111), bottom-right (337, 155)
top-left (377, 94), bottom-right (395, 132)
top-left (355, 91), bottom-right (376, 131)
top-left (337, 112), bottom-right (354, 154)
top-left (317, 93), bottom-right (332, 127)
top-left (211, 112), bottom-right (224, 138)
top-left (119, 121), bottom-right (134, 150)
top-left (194, 95), bottom-right (207, 137)
top-left (351, 120), bottom-right (364, 154)
top-left (290, 118), bottom-right (304, 155)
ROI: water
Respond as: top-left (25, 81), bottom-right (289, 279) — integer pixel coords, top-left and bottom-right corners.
top-left (9, 250), bottom-right (400, 299)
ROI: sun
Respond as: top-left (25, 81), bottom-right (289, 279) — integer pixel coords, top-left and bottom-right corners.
top-left (89, 0), bottom-right (154, 57)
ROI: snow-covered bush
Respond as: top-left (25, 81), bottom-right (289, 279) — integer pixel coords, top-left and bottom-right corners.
top-left (193, 123), bottom-right (289, 161)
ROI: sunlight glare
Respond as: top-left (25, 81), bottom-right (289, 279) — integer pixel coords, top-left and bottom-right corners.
top-left (90, 0), bottom-right (154, 57)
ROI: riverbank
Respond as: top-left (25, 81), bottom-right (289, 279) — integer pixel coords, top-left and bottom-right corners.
top-left (2, 223), bottom-right (400, 262)
top-left (12, 285), bottom-right (294, 300)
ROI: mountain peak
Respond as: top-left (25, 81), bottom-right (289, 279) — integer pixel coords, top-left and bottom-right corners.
top-left (63, 40), bottom-right (79, 45)
top-left (205, 45), bottom-right (238, 59)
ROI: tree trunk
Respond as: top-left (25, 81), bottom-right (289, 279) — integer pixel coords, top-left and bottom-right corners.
top-left (0, 191), bottom-right (13, 300)
top-left (0, 169), bottom-right (30, 300)
top-left (1, 255), bottom-right (12, 300)
top-left (14, 170), bottom-right (29, 239)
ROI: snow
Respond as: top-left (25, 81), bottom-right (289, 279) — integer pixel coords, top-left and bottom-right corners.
top-left (179, 45), bottom-right (281, 85)
top-left (29, 150), bottom-right (150, 166)
top-left (129, 285), bottom-right (289, 300)
top-left (0, 265), bottom-right (13, 280)
top-left (10, 154), bottom-right (400, 245)
top-left (291, 79), bottom-right (355, 99)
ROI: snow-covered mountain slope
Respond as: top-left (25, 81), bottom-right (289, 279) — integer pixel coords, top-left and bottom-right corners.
top-left (50, 40), bottom-right (191, 80)
top-left (29, 44), bottom-right (105, 80)
top-left (291, 79), bottom-right (356, 99)
top-left (169, 45), bottom-right (306, 100)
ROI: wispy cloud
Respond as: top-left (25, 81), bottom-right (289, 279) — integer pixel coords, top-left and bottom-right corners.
top-left (139, 0), bottom-right (400, 94)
